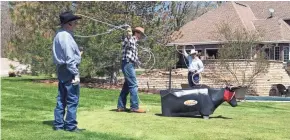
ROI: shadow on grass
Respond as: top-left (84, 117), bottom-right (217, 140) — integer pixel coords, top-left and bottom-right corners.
top-left (1, 119), bottom-right (137, 140)
top-left (43, 120), bottom-right (54, 127)
top-left (109, 109), bottom-right (120, 112)
top-left (155, 114), bottom-right (232, 119)
top-left (109, 109), bottom-right (150, 114)
top-left (41, 120), bottom-right (136, 139)
top-left (238, 103), bottom-right (289, 111)
top-left (109, 109), bottom-right (131, 113)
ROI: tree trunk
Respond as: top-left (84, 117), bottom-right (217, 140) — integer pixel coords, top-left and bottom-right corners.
top-left (109, 70), bottom-right (118, 85)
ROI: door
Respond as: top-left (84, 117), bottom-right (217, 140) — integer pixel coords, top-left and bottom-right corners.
top-left (283, 46), bottom-right (290, 62)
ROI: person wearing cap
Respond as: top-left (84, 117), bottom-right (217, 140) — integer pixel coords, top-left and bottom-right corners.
top-left (116, 26), bottom-right (146, 113)
top-left (183, 46), bottom-right (204, 87)
top-left (52, 11), bottom-right (84, 132)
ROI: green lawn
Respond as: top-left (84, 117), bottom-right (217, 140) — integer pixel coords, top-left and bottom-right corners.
top-left (1, 76), bottom-right (290, 140)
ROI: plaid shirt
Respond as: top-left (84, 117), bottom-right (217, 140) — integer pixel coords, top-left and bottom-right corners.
top-left (122, 36), bottom-right (139, 63)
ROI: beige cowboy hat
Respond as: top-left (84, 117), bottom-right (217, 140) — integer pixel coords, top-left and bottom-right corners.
top-left (132, 27), bottom-right (146, 38)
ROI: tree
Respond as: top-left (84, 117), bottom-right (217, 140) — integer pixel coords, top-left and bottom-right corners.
top-left (1, 1), bottom-right (13, 57)
top-left (207, 22), bottom-right (269, 92)
top-left (74, 1), bottom-right (159, 84)
top-left (6, 1), bottom-right (219, 84)
top-left (7, 1), bottom-right (159, 80)
top-left (148, 2), bottom-right (218, 69)
top-left (7, 2), bottom-right (72, 76)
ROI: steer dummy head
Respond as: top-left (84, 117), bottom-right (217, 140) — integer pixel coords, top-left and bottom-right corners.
top-left (224, 86), bottom-right (240, 107)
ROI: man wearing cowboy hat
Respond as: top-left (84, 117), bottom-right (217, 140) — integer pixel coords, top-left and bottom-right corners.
top-left (116, 26), bottom-right (146, 113)
top-left (183, 46), bottom-right (204, 87)
top-left (52, 11), bottom-right (85, 132)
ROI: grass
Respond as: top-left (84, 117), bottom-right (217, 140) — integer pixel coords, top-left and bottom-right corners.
top-left (1, 76), bottom-right (290, 140)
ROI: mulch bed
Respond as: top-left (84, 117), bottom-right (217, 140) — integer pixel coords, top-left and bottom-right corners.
top-left (34, 78), bottom-right (161, 94)
top-left (34, 77), bottom-right (257, 96)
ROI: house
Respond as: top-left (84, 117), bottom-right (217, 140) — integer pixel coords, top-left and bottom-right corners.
top-left (168, 1), bottom-right (290, 67)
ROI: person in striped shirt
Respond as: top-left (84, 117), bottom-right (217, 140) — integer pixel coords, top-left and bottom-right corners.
top-left (117, 27), bottom-right (146, 113)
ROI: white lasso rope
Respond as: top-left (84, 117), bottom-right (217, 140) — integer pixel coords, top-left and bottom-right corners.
top-left (74, 13), bottom-right (155, 69)
top-left (74, 13), bottom-right (129, 38)
top-left (191, 72), bottom-right (201, 86)
top-left (137, 44), bottom-right (156, 70)
top-left (73, 13), bottom-right (155, 111)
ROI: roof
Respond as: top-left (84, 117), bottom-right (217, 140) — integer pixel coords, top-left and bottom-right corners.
top-left (168, 1), bottom-right (290, 46)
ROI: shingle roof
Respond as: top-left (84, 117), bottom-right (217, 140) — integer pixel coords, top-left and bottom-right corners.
top-left (169, 1), bottom-right (290, 46)
top-left (253, 18), bottom-right (282, 41)
top-left (281, 20), bottom-right (290, 40)
top-left (240, 1), bottom-right (290, 19)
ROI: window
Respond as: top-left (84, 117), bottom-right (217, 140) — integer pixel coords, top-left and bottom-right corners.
top-left (284, 47), bottom-right (289, 62)
top-left (264, 48), bottom-right (274, 60)
top-left (176, 49), bottom-right (203, 68)
top-left (274, 46), bottom-right (280, 60)
top-left (205, 49), bottom-right (218, 59)
top-left (176, 53), bottom-right (188, 68)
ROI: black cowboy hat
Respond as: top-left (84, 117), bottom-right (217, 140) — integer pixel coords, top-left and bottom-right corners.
top-left (59, 11), bottom-right (82, 25)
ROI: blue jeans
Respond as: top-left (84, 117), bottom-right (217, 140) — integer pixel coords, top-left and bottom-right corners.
top-left (54, 79), bottom-right (80, 131)
top-left (188, 72), bottom-right (200, 87)
top-left (117, 60), bottom-right (139, 110)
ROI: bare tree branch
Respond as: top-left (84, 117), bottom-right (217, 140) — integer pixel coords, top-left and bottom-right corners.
top-left (212, 22), bottom-right (270, 88)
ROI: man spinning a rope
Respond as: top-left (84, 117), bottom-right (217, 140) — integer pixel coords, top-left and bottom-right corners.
top-left (116, 26), bottom-right (146, 113)
top-left (183, 46), bottom-right (204, 87)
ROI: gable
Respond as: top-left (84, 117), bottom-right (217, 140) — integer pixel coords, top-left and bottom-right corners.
top-left (169, 1), bottom-right (290, 46)
top-left (171, 2), bottom-right (245, 45)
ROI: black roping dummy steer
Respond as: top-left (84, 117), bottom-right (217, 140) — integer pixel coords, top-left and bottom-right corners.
top-left (160, 85), bottom-right (240, 119)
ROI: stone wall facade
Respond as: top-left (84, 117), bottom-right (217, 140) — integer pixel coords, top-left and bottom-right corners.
top-left (119, 60), bottom-right (290, 96)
